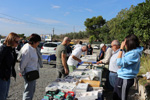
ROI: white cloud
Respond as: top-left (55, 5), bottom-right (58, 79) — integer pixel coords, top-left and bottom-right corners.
top-left (64, 12), bottom-right (70, 16)
top-left (35, 18), bottom-right (61, 24)
top-left (52, 5), bottom-right (60, 9)
top-left (0, 17), bottom-right (25, 24)
top-left (85, 8), bottom-right (93, 12)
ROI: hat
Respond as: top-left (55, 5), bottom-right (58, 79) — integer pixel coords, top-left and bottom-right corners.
top-left (100, 43), bottom-right (105, 49)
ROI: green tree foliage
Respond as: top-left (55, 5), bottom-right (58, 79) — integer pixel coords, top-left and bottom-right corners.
top-left (52, 31), bottom-right (89, 40)
top-left (18, 33), bottom-right (26, 39)
top-left (89, 35), bottom-right (96, 44)
top-left (84, 16), bottom-right (106, 37)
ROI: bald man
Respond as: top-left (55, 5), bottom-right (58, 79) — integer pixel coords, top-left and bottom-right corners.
top-left (56, 37), bottom-right (71, 78)
top-left (67, 46), bottom-right (87, 73)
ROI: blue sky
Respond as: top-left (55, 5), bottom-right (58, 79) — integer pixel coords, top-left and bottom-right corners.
top-left (0, 0), bottom-right (145, 36)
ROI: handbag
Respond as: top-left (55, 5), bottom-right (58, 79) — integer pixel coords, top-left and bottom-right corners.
top-left (25, 70), bottom-right (39, 81)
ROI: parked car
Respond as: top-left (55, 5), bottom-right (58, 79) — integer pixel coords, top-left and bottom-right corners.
top-left (38, 42), bottom-right (45, 48)
top-left (41, 42), bottom-right (60, 54)
top-left (93, 45), bottom-right (100, 49)
top-left (0, 39), bottom-right (5, 46)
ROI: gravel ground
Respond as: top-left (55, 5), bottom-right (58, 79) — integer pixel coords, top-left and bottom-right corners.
top-left (7, 49), bottom-right (141, 100)
top-left (8, 61), bottom-right (57, 100)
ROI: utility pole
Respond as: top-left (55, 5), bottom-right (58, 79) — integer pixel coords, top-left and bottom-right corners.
top-left (52, 28), bottom-right (54, 36)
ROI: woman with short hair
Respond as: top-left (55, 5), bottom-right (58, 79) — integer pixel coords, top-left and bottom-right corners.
top-left (18, 34), bottom-right (41, 100)
top-left (0, 32), bottom-right (20, 100)
top-left (113, 34), bottom-right (143, 100)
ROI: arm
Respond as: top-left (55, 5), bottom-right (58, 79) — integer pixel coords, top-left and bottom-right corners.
top-left (19, 49), bottom-right (30, 74)
top-left (72, 55), bottom-right (81, 62)
top-left (61, 52), bottom-right (68, 74)
top-left (118, 41), bottom-right (125, 58)
top-left (117, 52), bottom-right (139, 67)
top-left (101, 48), bottom-right (112, 63)
top-left (117, 40), bottom-right (138, 67)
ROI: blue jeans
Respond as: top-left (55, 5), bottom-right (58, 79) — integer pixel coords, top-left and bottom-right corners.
top-left (23, 76), bottom-right (36, 100)
top-left (0, 78), bottom-right (10, 100)
top-left (109, 72), bottom-right (118, 88)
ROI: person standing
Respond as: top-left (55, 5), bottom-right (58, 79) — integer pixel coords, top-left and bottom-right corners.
top-left (87, 44), bottom-right (93, 55)
top-left (97, 43), bottom-right (113, 90)
top-left (113, 34), bottom-right (143, 100)
top-left (56, 37), bottom-right (71, 78)
top-left (67, 46), bottom-right (87, 73)
top-left (97, 43), bottom-right (112, 64)
top-left (109, 40), bottom-right (124, 88)
top-left (74, 41), bottom-right (82, 49)
top-left (18, 34), bottom-right (41, 100)
top-left (66, 45), bottom-right (72, 59)
top-left (0, 32), bottom-right (20, 100)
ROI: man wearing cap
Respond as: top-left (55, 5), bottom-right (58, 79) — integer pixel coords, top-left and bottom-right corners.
top-left (97, 43), bottom-right (112, 64)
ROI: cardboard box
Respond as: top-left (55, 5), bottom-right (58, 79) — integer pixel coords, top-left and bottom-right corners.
top-left (80, 80), bottom-right (100, 87)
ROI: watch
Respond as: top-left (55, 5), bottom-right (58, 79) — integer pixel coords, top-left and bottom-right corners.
top-left (120, 49), bottom-right (123, 51)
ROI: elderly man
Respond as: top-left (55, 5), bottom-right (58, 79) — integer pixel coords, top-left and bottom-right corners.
top-left (109, 40), bottom-right (124, 88)
top-left (56, 37), bottom-right (71, 78)
top-left (97, 43), bottom-right (112, 64)
top-left (67, 46), bottom-right (87, 73)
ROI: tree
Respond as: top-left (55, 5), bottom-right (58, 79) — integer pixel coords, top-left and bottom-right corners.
top-left (84, 16), bottom-right (106, 38)
top-left (18, 33), bottom-right (26, 39)
top-left (89, 35), bottom-right (96, 44)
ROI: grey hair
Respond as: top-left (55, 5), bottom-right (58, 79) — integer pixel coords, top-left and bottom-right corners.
top-left (112, 40), bottom-right (120, 46)
top-left (63, 37), bottom-right (70, 42)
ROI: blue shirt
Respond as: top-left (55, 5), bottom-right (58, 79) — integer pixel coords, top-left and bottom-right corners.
top-left (117, 46), bottom-right (143, 79)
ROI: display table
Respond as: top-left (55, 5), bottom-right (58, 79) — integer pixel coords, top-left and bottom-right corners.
top-left (42, 54), bottom-right (56, 63)
top-left (78, 54), bottom-right (97, 65)
top-left (43, 61), bottom-right (104, 100)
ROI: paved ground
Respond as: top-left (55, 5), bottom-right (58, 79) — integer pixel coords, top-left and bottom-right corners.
top-left (7, 49), bottom-right (141, 100)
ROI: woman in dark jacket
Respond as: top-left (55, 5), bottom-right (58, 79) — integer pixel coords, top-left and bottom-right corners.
top-left (0, 32), bottom-right (20, 100)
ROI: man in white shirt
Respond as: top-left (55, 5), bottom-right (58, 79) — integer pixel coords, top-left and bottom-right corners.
top-left (109, 40), bottom-right (124, 88)
top-left (67, 46), bottom-right (87, 73)
top-left (74, 41), bottom-right (82, 49)
top-left (97, 43), bottom-right (112, 64)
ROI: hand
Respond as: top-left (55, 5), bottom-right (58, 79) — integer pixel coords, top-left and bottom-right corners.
top-left (96, 62), bottom-right (100, 64)
top-left (78, 59), bottom-right (82, 63)
top-left (64, 68), bottom-right (69, 75)
top-left (99, 60), bottom-right (103, 64)
top-left (19, 73), bottom-right (22, 77)
top-left (120, 40), bottom-right (126, 49)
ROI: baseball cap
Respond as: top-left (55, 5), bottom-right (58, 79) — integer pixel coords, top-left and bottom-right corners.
top-left (100, 43), bottom-right (105, 49)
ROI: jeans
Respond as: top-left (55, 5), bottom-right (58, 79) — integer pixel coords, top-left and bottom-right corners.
top-left (23, 76), bottom-right (36, 100)
top-left (109, 72), bottom-right (118, 88)
top-left (0, 78), bottom-right (10, 100)
top-left (56, 68), bottom-right (68, 78)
